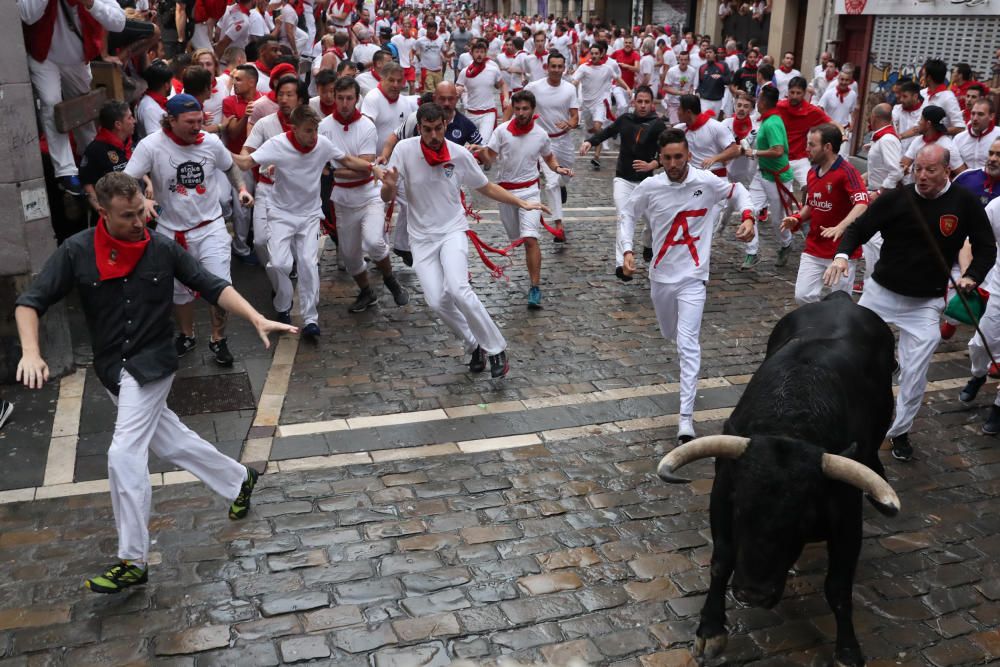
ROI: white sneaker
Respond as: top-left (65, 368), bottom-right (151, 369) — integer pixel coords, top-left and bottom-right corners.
top-left (677, 416), bottom-right (695, 444)
top-left (0, 400), bottom-right (12, 430)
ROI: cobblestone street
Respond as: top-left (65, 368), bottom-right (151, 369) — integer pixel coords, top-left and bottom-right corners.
top-left (1, 149), bottom-right (999, 666)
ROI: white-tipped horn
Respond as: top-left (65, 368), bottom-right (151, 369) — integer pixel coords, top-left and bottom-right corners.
top-left (657, 435), bottom-right (750, 483)
top-left (821, 453), bottom-right (901, 516)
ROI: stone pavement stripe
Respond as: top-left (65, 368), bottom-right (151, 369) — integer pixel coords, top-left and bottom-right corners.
top-left (347, 408), bottom-right (451, 430)
top-left (242, 334), bottom-right (300, 464)
top-left (42, 367), bottom-right (87, 486)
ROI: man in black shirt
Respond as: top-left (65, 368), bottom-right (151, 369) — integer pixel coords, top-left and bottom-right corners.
top-left (15, 173), bottom-right (296, 593)
top-left (696, 47), bottom-right (730, 116)
top-left (81, 101), bottom-right (135, 220)
top-left (825, 144), bottom-right (995, 461)
top-left (579, 85), bottom-right (667, 268)
top-left (730, 49), bottom-right (759, 98)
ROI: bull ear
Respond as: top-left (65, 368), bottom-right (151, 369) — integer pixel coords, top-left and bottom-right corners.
top-left (840, 442), bottom-right (859, 460)
top-left (820, 453), bottom-right (901, 516)
top-left (657, 435), bottom-right (750, 484)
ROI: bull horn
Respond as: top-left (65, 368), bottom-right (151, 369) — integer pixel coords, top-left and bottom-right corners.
top-left (657, 435), bottom-right (750, 484)
top-left (821, 453), bottom-right (901, 516)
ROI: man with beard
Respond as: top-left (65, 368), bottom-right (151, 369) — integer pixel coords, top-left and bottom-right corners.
top-left (221, 64), bottom-right (263, 263)
top-left (456, 38), bottom-right (509, 145)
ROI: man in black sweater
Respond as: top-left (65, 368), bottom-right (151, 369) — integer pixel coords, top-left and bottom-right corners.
top-left (579, 85), bottom-right (668, 269)
top-left (825, 144), bottom-right (995, 461)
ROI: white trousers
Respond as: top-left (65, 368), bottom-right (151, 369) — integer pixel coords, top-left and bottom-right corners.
top-left (499, 184), bottom-right (542, 240)
top-left (108, 370), bottom-right (245, 562)
top-left (745, 176), bottom-right (793, 255)
top-left (795, 253), bottom-right (856, 305)
top-left (469, 110), bottom-right (497, 145)
top-left (253, 183), bottom-right (280, 290)
top-left (790, 157), bottom-right (810, 190)
top-left (191, 23), bottom-right (213, 50)
top-left (337, 197), bottom-right (390, 276)
top-left (727, 155), bottom-right (756, 189)
top-left (861, 232), bottom-right (883, 285)
top-left (28, 58), bottom-right (94, 178)
top-left (269, 212), bottom-right (321, 324)
top-left (231, 171), bottom-right (254, 256)
top-left (860, 279), bottom-right (944, 437)
top-left (156, 220), bottom-right (232, 305)
top-left (651, 278), bottom-right (707, 416)
top-left (540, 135), bottom-right (575, 222)
top-left (614, 177), bottom-right (651, 265)
top-left (969, 293), bottom-right (1000, 406)
top-left (411, 230), bottom-right (506, 355)
top-left (701, 98), bottom-right (724, 115)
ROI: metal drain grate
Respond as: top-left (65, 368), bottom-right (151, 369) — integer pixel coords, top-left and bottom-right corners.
top-left (167, 373), bottom-right (256, 416)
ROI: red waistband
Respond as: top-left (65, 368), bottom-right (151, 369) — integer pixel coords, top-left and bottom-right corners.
top-left (467, 108), bottom-right (497, 115)
top-left (498, 178), bottom-right (538, 190)
top-left (711, 167), bottom-right (727, 177)
top-left (548, 129), bottom-right (569, 138)
top-left (256, 173), bottom-right (274, 184)
top-left (334, 175), bottom-right (375, 188)
top-left (173, 218), bottom-right (218, 249)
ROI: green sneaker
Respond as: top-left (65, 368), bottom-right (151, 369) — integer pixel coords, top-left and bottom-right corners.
top-left (740, 253), bottom-right (760, 271)
top-left (85, 560), bottom-right (148, 594)
top-left (229, 466), bottom-right (259, 520)
top-left (775, 243), bottom-right (793, 267)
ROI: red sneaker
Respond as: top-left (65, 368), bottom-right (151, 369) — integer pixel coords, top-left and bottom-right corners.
top-left (852, 280), bottom-right (864, 295)
top-left (940, 322), bottom-right (958, 340)
top-left (989, 363), bottom-right (1000, 379)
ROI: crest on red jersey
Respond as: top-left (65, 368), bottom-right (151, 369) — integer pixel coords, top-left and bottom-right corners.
top-left (939, 214), bottom-right (958, 237)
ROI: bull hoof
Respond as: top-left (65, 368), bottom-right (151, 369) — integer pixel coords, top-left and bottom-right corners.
top-left (694, 633), bottom-right (728, 661)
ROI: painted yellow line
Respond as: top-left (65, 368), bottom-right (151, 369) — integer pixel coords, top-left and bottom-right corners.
top-left (43, 368), bottom-right (87, 487)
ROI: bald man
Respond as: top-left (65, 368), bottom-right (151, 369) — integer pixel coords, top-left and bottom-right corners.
top-left (826, 144), bottom-right (995, 461)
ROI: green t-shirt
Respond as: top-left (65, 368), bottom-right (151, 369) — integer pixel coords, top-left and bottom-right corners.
top-left (756, 114), bottom-right (793, 183)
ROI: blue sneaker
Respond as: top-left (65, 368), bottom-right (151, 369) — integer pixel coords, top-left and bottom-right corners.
top-left (275, 310), bottom-right (291, 325)
top-left (301, 322), bottom-right (320, 338)
top-left (234, 251), bottom-right (260, 266)
top-left (527, 286), bottom-right (542, 310)
top-left (59, 175), bottom-right (83, 196)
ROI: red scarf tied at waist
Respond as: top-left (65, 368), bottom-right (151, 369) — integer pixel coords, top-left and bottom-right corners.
top-left (94, 128), bottom-right (133, 159)
top-left (731, 115), bottom-right (752, 141)
top-left (94, 218), bottom-right (149, 281)
top-left (508, 115), bottom-right (538, 136)
top-left (333, 107), bottom-right (361, 131)
top-left (24, 0), bottom-right (104, 63)
top-left (687, 109), bottom-right (715, 133)
top-left (420, 140), bottom-right (450, 166)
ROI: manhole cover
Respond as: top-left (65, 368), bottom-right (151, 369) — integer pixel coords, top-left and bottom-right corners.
top-left (168, 373), bottom-right (256, 416)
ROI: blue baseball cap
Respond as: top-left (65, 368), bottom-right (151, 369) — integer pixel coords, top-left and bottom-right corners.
top-left (165, 93), bottom-right (202, 117)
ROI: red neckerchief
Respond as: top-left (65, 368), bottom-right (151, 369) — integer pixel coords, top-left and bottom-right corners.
top-left (378, 83), bottom-right (399, 103)
top-left (923, 129), bottom-right (943, 144)
top-left (145, 91), bottom-right (168, 109)
top-left (926, 83), bottom-right (947, 98)
top-left (503, 46), bottom-right (516, 57)
top-left (779, 65), bottom-right (793, 74)
top-left (319, 99), bottom-right (336, 117)
top-left (326, 46), bottom-right (346, 60)
top-left (759, 108), bottom-right (779, 122)
top-left (872, 125), bottom-right (898, 142)
top-left (286, 130), bottom-right (314, 153)
top-left (902, 98), bottom-right (922, 112)
top-left (731, 115), bottom-right (752, 141)
top-left (171, 78), bottom-right (183, 94)
top-left (94, 217), bottom-right (149, 281)
top-left (687, 109), bottom-right (715, 132)
top-left (277, 110), bottom-right (292, 132)
top-left (588, 55), bottom-right (607, 66)
top-left (466, 60), bottom-right (486, 77)
top-left (255, 59), bottom-right (272, 75)
top-left (163, 126), bottom-right (205, 146)
top-left (372, 68), bottom-right (382, 82)
top-left (236, 3), bottom-right (250, 15)
top-left (970, 121), bottom-right (997, 139)
top-left (267, 90), bottom-right (277, 102)
top-left (94, 127), bottom-right (133, 159)
top-left (836, 86), bottom-right (850, 103)
top-left (420, 139), bottom-right (450, 166)
top-left (534, 48), bottom-right (548, 61)
top-left (333, 107), bottom-right (361, 131)
top-left (727, 49), bottom-right (738, 56)
top-left (508, 114), bottom-right (538, 136)
top-left (825, 70), bottom-right (837, 81)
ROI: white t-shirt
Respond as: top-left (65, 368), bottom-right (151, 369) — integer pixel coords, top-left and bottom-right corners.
top-left (125, 131), bottom-right (232, 232)
top-left (892, 103), bottom-right (923, 154)
top-left (392, 34), bottom-right (416, 68)
top-left (664, 64), bottom-right (698, 106)
top-left (486, 119), bottom-right (552, 185)
top-left (217, 4), bottom-right (252, 49)
top-left (523, 51), bottom-right (548, 82)
top-left (866, 130), bottom-right (903, 191)
top-left (923, 88), bottom-right (965, 130)
top-left (252, 62), bottom-right (274, 94)
top-left (457, 60), bottom-right (502, 111)
top-left (524, 78), bottom-right (578, 136)
top-left (773, 67), bottom-right (802, 98)
top-left (318, 114), bottom-right (380, 207)
top-left (953, 126), bottom-right (1000, 171)
top-left (248, 8), bottom-right (272, 38)
top-left (981, 197), bottom-right (1000, 294)
top-left (673, 118), bottom-right (736, 171)
top-left (818, 86), bottom-right (858, 128)
top-left (277, 4), bottom-right (300, 49)
top-left (457, 52), bottom-right (474, 72)
top-left (637, 54), bottom-right (655, 87)
top-left (353, 42), bottom-right (381, 66)
top-left (360, 87), bottom-right (419, 152)
top-left (903, 135), bottom-right (964, 183)
top-left (497, 51), bottom-right (526, 90)
top-left (618, 168), bottom-right (751, 283)
top-left (387, 137), bottom-right (489, 241)
top-left (414, 35), bottom-right (447, 70)
top-left (136, 94), bottom-right (165, 138)
top-left (572, 60), bottom-right (618, 109)
top-left (549, 34), bottom-right (573, 61)
top-left (487, 36), bottom-right (504, 59)
top-left (244, 112), bottom-right (286, 151)
top-left (250, 133), bottom-right (346, 220)
top-left (355, 71), bottom-right (379, 99)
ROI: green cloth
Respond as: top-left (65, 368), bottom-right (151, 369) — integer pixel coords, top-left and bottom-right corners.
top-left (756, 114), bottom-right (793, 183)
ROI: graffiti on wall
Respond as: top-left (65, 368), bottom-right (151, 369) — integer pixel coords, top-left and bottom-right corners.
top-left (866, 60), bottom-right (923, 99)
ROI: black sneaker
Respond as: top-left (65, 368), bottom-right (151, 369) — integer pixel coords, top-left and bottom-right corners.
top-left (174, 334), bottom-right (196, 357)
top-left (289, 263), bottom-right (298, 280)
top-left (275, 310), bottom-right (291, 325)
top-left (489, 351), bottom-right (509, 378)
top-left (85, 560), bottom-right (148, 594)
top-left (208, 338), bottom-right (234, 367)
top-left (229, 466), bottom-right (259, 520)
top-left (983, 405), bottom-right (1000, 435)
top-left (890, 433), bottom-right (913, 462)
top-left (590, 158), bottom-right (600, 171)
top-left (642, 246), bottom-right (653, 263)
top-left (468, 346), bottom-right (487, 373)
top-left (394, 248), bottom-right (414, 267)
top-left (560, 186), bottom-right (568, 204)
top-left (960, 375), bottom-right (988, 404)
top-left (384, 276), bottom-right (410, 306)
top-left (349, 287), bottom-right (378, 313)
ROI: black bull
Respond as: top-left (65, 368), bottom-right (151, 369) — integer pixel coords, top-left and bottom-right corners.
top-left (657, 292), bottom-right (902, 667)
